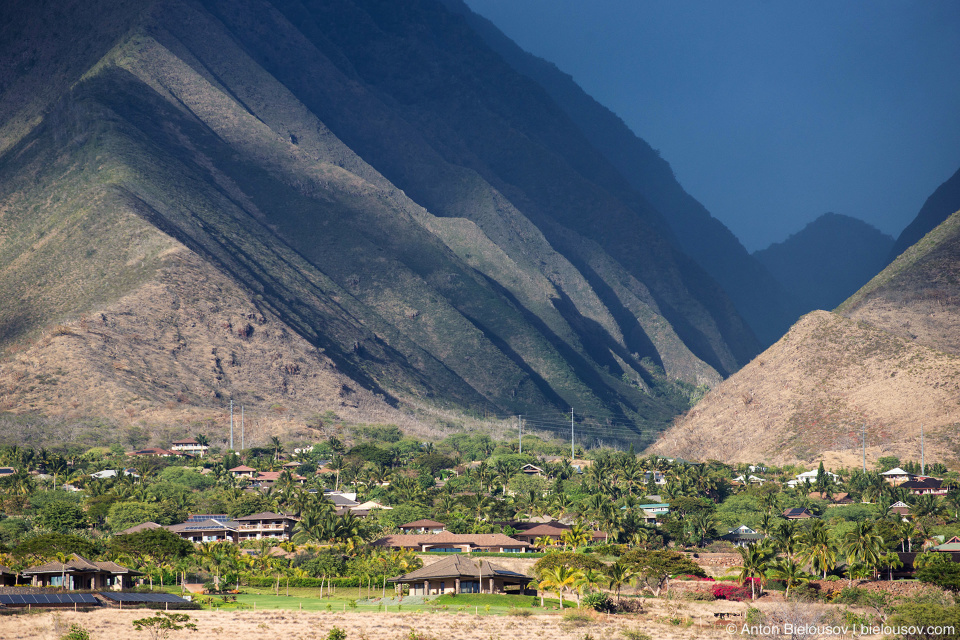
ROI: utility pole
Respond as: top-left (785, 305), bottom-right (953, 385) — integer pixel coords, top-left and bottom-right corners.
top-left (518, 415), bottom-right (522, 455)
top-left (570, 409), bottom-right (575, 460)
top-left (921, 423), bottom-right (925, 475)
top-left (230, 400), bottom-right (234, 451)
top-left (860, 422), bottom-right (867, 473)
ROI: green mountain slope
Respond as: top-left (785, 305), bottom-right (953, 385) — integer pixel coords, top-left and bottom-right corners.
top-left (439, 0), bottom-right (795, 347)
top-left (0, 0), bottom-right (759, 447)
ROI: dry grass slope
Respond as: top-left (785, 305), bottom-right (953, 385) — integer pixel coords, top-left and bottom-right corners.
top-left (649, 310), bottom-right (960, 466)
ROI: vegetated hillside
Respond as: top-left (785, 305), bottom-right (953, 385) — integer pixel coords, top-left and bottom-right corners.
top-left (0, 0), bottom-right (759, 448)
top-left (754, 212), bottom-right (894, 316)
top-left (440, 0), bottom-right (794, 348)
top-left (651, 208), bottom-right (960, 466)
top-left (648, 310), bottom-right (960, 467)
top-left (888, 166), bottom-right (960, 262)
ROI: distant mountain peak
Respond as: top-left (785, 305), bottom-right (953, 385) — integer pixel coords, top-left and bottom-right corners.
top-left (753, 212), bottom-right (894, 314)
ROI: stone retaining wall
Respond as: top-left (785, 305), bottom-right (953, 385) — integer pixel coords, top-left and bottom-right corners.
top-left (685, 552), bottom-right (742, 577)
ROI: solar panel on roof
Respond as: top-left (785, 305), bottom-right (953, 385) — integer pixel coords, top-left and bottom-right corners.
top-left (99, 592), bottom-right (189, 603)
top-left (187, 514), bottom-right (229, 522)
top-left (0, 593), bottom-right (99, 605)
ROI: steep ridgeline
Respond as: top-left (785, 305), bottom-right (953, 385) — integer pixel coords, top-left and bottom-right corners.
top-left (0, 0), bottom-right (759, 447)
top-left (754, 213), bottom-right (894, 316)
top-left (439, 0), bottom-right (795, 347)
top-left (650, 208), bottom-right (960, 466)
top-left (888, 166), bottom-right (960, 262)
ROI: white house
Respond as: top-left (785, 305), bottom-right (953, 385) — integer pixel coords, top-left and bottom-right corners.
top-left (787, 469), bottom-right (839, 488)
top-left (881, 467), bottom-right (914, 486)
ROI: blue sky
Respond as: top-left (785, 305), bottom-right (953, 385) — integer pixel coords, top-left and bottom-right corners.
top-left (463, 0), bottom-right (960, 251)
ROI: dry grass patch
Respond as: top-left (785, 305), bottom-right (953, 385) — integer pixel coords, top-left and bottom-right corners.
top-left (0, 605), bottom-right (747, 640)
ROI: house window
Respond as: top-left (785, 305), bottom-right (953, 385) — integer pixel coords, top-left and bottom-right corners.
top-left (428, 548), bottom-right (462, 553)
top-left (440, 582), bottom-right (445, 593)
top-left (460, 580), bottom-right (480, 593)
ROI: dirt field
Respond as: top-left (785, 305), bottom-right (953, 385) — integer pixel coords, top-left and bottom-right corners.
top-left (0, 601), bottom-right (756, 640)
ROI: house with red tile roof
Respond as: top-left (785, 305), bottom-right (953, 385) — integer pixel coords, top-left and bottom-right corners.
top-left (398, 520), bottom-right (446, 534)
top-left (372, 533), bottom-right (530, 553)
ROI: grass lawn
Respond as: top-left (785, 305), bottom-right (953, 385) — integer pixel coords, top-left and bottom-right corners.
top-left (184, 586), bottom-right (563, 616)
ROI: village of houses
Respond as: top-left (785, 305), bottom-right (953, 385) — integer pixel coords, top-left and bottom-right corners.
top-left (0, 433), bottom-right (958, 639)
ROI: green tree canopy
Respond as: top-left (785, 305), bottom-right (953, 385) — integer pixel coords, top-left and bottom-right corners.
top-left (106, 501), bottom-right (161, 532)
top-left (13, 533), bottom-right (100, 563)
top-left (108, 528), bottom-right (193, 565)
top-left (620, 549), bottom-right (706, 597)
top-left (917, 562), bottom-right (960, 592)
top-left (35, 501), bottom-right (87, 533)
top-left (533, 552), bottom-right (605, 579)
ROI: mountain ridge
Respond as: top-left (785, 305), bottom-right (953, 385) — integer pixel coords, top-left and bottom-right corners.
top-left (440, 0), bottom-right (795, 347)
top-left (754, 212), bottom-right (894, 316)
top-left (651, 206), bottom-right (960, 466)
top-left (0, 0), bottom-right (759, 448)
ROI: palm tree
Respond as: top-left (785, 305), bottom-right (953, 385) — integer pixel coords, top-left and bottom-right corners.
top-left (773, 520), bottom-right (801, 559)
top-left (550, 493), bottom-right (576, 520)
top-left (195, 434), bottom-right (210, 457)
top-left (896, 520), bottom-right (921, 553)
top-left (800, 519), bottom-right (837, 578)
top-left (54, 552), bottom-right (71, 589)
top-left (629, 527), bottom-right (651, 549)
top-left (842, 521), bottom-right (885, 583)
top-left (733, 543), bottom-right (770, 600)
top-left (538, 565), bottom-right (582, 609)
top-left (561, 523), bottom-right (591, 550)
top-left (910, 494), bottom-right (947, 523)
top-left (685, 511), bottom-right (717, 548)
top-left (574, 569), bottom-right (604, 608)
top-left (534, 535), bottom-right (554, 551)
top-left (606, 561), bottom-right (634, 604)
top-left (862, 474), bottom-right (889, 503)
top-left (769, 557), bottom-right (811, 599)
top-left (878, 551), bottom-right (903, 581)
top-left (945, 490), bottom-right (960, 521)
top-left (332, 511), bottom-right (368, 549)
top-left (270, 436), bottom-right (285, 463)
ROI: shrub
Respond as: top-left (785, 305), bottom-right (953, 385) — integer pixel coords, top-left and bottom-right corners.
top-left (131, 612), bottom-right (197, 640)
top-left (711, 583), bottom-right (752, 602)
top-left (561, 610), bottom-right (592, 626)
top-left (582, 592), bottom-right (613, 612)
top-left (917, 562), bottom-right (960, 592)
top-left (60, 624), bottom-right (91, 640)
top-left (621, 631), bottom-right (652, 640)
top-left (683, 591), bottom-right (715, 601)
top-left (327, 627), bottom-right (346, 640)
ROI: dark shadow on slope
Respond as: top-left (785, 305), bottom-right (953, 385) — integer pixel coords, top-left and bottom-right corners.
top-left (474, 273), bottom-right (682, 433)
